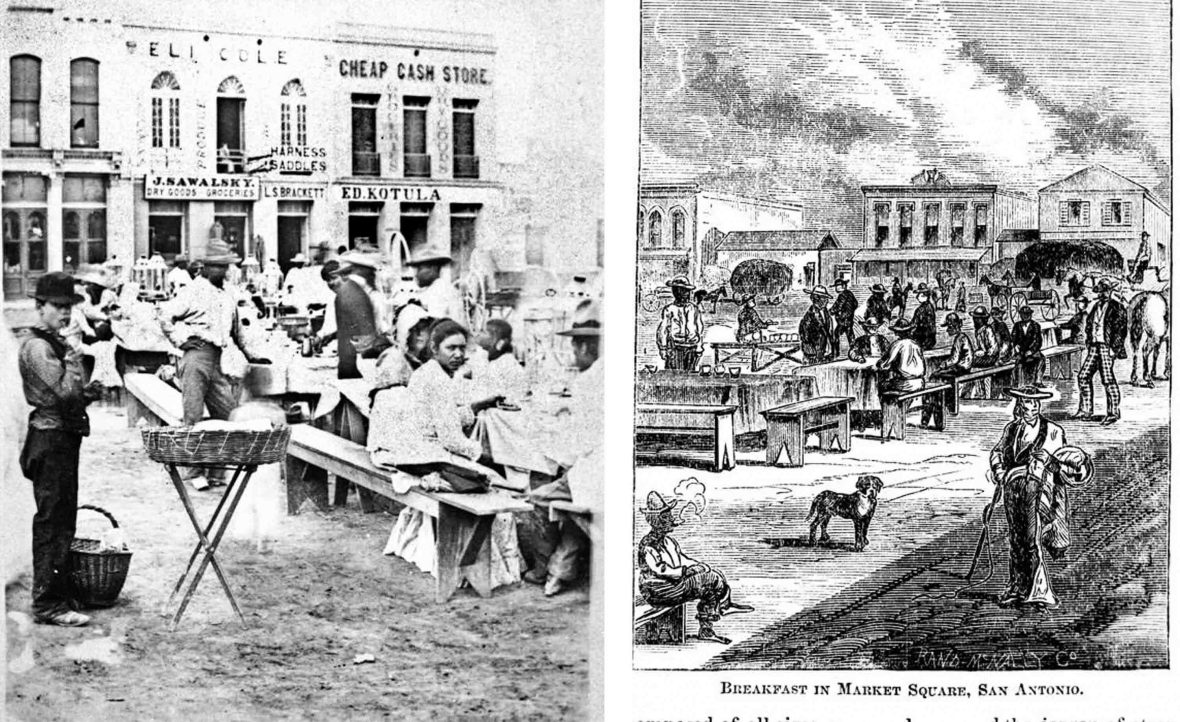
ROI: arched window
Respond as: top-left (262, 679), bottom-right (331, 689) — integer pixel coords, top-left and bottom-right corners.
top-left (280, 79), bottom-right (307, 148)
top-left (70, 58), bottom-right (99, 147)
top-left (150, 71), bottom-right (181, 149)
top-left (216, 76), bottom-right (246, 172)
top-left (9, 55), bottom-right (41, 147)
top-left (671, 209), bottom-right (686, 249)
top-left (648, 210), bottom-right (663, 248)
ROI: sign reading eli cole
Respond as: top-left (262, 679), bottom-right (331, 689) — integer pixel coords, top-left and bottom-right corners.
top-left (146, 175), bottom-right (261, 201)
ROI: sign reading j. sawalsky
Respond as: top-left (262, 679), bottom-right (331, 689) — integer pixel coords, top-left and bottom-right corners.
top-left (145, 175), bottom-right (261, 201)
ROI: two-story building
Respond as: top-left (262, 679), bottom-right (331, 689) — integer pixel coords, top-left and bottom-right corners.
top-left (636, 183), bottom-right (803, 289)
top-left (852, 169), bottom-right (1036, 286)
top-left (3, 3), bottom-right (507, 301)
top-left (1037, 164), bottom-right (1170, 271)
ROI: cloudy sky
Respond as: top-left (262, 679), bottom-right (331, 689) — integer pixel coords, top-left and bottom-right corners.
top-left (641, 0), bottom-right (1170, 238)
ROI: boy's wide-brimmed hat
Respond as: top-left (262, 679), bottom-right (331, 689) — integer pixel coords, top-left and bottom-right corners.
top-left (641, 490), bottom-right (681, 517)
top-left (30, 272), bottom-right (84, 305)
top-left (557, 299), bottom-right (602, 337)
top-left (666, 275), bottom-right (695, 290)
top-left (202, 239), bottom-right (241, 265)
top-left (1004, 384), bottom-right (1054, 400)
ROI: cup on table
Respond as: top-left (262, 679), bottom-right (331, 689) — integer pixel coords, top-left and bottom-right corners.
top-left (698, 364), bottom-right (712, 376)
top-left (729, 366), bottom-right (741, 377)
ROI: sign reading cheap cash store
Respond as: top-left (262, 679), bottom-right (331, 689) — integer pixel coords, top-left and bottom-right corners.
top-left (145, 175), bottom-right (261, 201)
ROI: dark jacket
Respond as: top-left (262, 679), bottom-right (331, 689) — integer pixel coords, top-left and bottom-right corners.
top-left (911, 300), bottom-right (937, 350)
top-left (1011, 319), bottom-right (1043, 358)
top-left (799, 306), bottom-right (835, 361)
top-left (832, 290), bottom-right (857, 326)
top-left (19, 326), bottom-right (92, 435)
top-left (866, 294), bottom-right (891, 323)
top-left (1085, 298), bottom-right (1128, 359)
top-left (993, 319), bottom-right (1013, 356)
top-left (334, 278), bottom-right (388, 379)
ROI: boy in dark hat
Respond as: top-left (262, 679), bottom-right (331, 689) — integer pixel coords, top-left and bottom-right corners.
top-left (798, 285), bottom-right (836, 364)
top-left (847, 315), bottom-right (889, 363)
top-left (1011, 306), bottom-right (1044, 387)
top-left (636, 491), bottom-right (752, 644)
top-left (736, 293), bottom-right (771, 342)
top-left (830, 278), bottom-right (858, 355)
top-left (19, 272), bottom-right (104, 627)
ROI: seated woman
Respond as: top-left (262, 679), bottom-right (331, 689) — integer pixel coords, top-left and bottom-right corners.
top-left (368, 303), bottom-right (434, 402)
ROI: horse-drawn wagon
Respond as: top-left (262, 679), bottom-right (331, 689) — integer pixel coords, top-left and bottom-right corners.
top-left (979, 274), bottom-right (1061, 322)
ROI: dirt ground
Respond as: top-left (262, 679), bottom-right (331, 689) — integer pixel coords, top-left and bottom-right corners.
top-left (6, 404), bottom-right (589, 721)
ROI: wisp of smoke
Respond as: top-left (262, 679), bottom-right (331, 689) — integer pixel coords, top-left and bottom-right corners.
top-left (674, 477), bottom-right (708, 522)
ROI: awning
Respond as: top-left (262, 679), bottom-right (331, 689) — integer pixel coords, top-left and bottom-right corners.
top-left (849, 247), bottom-right (990, 262)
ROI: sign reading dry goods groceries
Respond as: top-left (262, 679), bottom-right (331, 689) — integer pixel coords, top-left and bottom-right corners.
top-left (145, 175), bottom-right (261, 201)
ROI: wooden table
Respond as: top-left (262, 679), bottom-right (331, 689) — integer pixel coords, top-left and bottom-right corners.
top-left (635, 403), bottom-right (738, 471)
top-left (762, 396), bottom-right (852, 466)
top-left (801, 359), bottom-right (884, 412)
top-left (635, 371), bottom-right (816, 436)
top-left (711, 340), bottom-right (802, 372)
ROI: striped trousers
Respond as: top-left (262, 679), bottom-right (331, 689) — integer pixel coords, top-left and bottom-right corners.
top-left (1077, 343), bottom-right (1120, 416)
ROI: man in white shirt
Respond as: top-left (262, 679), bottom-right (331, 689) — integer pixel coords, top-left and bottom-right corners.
top-left (656, 275), bottom-right (704, 371)
top-left (876, 318), bottom-right (926, 394)
top-left (407, 246), bottom-right (463, 322)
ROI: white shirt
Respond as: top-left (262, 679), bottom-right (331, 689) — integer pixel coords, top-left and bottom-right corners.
top-left (416, 279), bottom-right (464, 322)
top-left (160, 276), bottom-right (237, 348)
top-left (877, 337), bottom-right (925, 379)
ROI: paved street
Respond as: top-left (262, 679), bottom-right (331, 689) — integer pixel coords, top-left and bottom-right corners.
top-left (633, 358), bottom-right (1169, 670)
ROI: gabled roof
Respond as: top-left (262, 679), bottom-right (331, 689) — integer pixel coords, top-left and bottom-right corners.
top-left (1040, 165), bottom-right (1169, 210)
top-left (716, 230), bottom-right (839, 252)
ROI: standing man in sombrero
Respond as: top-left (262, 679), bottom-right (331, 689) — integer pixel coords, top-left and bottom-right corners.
top-left (19, 272), bottom-right (105, 626)
top-left (798, 285), bottom-right (836, 364)
top-left (866, 283), bottom-right (892, 326)
top-left (987, 385), bottom-right (1092, 608)
top-left (160, 239), bottom-right (254, 490)
top-left (406, 245), bottom-right (462, 322)
top-left (910, 283), bottom-right (937, 351)
top-left (637, 491), bottom-right (753, 644)
top-left (656, 275), bottom-right (704, 371)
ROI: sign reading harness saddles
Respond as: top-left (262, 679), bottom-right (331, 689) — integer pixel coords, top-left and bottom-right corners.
top-left (145, 175), bottom-right (261, 201)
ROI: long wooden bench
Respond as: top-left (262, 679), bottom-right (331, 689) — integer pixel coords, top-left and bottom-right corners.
top-left (286, 424), bottom-right (532, 602)
top-left (124, 372), bottom-right (184, 427)
top-left (635, 403), bottom-right (738, 471)
top-left (944, 362), bottom-right (1016, 414)
top-left (880, 383), bottom-right (952, 441)
top-left (761, 396), bottom-right (852, 466)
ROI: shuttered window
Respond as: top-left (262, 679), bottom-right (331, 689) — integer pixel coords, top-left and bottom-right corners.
top-left (1101, 200), bottom-right (1131, 226)
top-left (1060, 200), bottom-right (1090, 227)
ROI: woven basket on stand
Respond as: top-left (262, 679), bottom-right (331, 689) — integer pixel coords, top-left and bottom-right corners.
top-left (69, 505), bottom-right (133, 608)
top-left (141, 426), bottom-right (291, 467)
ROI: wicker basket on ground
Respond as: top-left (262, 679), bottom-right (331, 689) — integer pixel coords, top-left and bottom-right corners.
top-left (69, 505), bottom-right (132, 608)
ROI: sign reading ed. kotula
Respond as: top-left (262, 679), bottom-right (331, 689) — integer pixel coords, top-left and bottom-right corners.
top-left (339, 185), bottom-right (441, 201)
top-left (146, 175), bottom-right (261, 201)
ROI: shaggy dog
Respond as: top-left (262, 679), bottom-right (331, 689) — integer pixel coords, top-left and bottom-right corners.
top-left (806, 475), bottom-right (884, 551)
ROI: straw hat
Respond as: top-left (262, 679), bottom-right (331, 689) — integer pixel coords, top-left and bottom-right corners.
top-left (339, 249), bottom-right (382, 269)
top-left (202, 238), bottom-right (241, 265)
top-left (806, 285), bottom-right (831, 300)
top-left (1003, 384), bottom-right (1054, 400)
top-left (666, 275), bottom-right (694, 290)
top-left (406, 246), bottom-right (452, 266)
top-left (77, 265), bottom-right (113, 288)
top-left (557, 299), bottom-right (602, 337)
top-left (641, 490), bottom-right (680, 517)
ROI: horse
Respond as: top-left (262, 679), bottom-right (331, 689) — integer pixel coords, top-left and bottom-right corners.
top-left (889, 281), bottom-right (913, 317)
top-left (1128, 290), bottom-right (1169, 387)
top-left (693, 284), bottom-right (729, 313)
top-left (978, 275), bottom-right (1011, 311)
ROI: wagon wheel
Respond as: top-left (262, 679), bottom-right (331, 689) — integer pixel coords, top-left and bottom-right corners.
top-left (1010, 292), bottom-right (1027, 322)
top-left (640, 291), bottom-right (662, 313)
top-left (1042, 289), bottom-right (1060, 321)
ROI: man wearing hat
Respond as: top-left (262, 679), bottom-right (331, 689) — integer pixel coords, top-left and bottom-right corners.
top-left (160, 240), bottom-right (256, 489)
top-left (910, 283), bottom-right (937, 351)
top-left (282, 252), bottom-right (308, 291)
top-left (736, 293), bottom-right (771, 342)
top-left (335, 249), bottom-right (392, 380)
top-left (847, 315), bottom-right (888, 363)
top-left (938, 312), bottom-right (974, 376)
top-left (1128, 230), bottom-right (1153, 284)
top-left (830, 278), bottom-right (858, 355)
top-left (866, 283), bottom-right (891, 323)
top-left (637, 490), bottom-right (753, 644)
top-left (656, 276), bottom-right (704, 371)
top-left (990, 306), bottom-right (1014, 361)
top-left (1074, 279), bottom-right (1127, 425)
top-left (876, 318), bottom-right (926, 394)
top-left (526, 300), bottom-right (603, 596)
top-left (799, 285), bottom-right (836, 364)
top-left (1011, 306), bottom-right (1045, 387)
top-left (407, 246), bottom-right (462, 322)
top-left (19, 272), bottom-right (104, 626)
top-left (970, 305), bottom-right (1003, 368)
top-left (987, 385), bottom-right (1091, 607)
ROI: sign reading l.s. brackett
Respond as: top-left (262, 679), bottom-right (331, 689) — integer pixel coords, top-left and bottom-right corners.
top-left (146, 175), bottom-right (261, 201)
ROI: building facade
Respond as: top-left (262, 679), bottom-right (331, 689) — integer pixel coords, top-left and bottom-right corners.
top-left (3, 4), bottom-right (509, 300)
top-left (636, 183), bottom-right (803, 289)
top-left (854, 170), bottom-right (1035, 285)
top-left (1037, 165), bottom-right (1171, 271)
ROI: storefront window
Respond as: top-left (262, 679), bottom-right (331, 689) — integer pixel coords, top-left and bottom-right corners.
top-left (61, 175), bottom-right (107, 271)
top-left (214, 201), bottom-right (251, 259)
top-left (450, 203), bottom-right (480, 277)
top-left (277, 200), bottom-right (311, 272)
top-left (70, 58), bottom-right (100, 148)
top-left (10, 55), bottom-right (41, 147)
top-left (216, 76), bottom-right (246, 173)
top-left (3, 173), bottom-right (48, 299)
top-left (401, 202), bottom-right (432, 254)
top-left (348, 202), bottom-right (381, 249)
top-left (149, 200), bottom-right (184, 261)
top-left (452, 99), bottom-right (478, 178)
top-left (404, 96), bottom-right (431, 178)
top-left (351, 94), bottom-right (379, 176)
